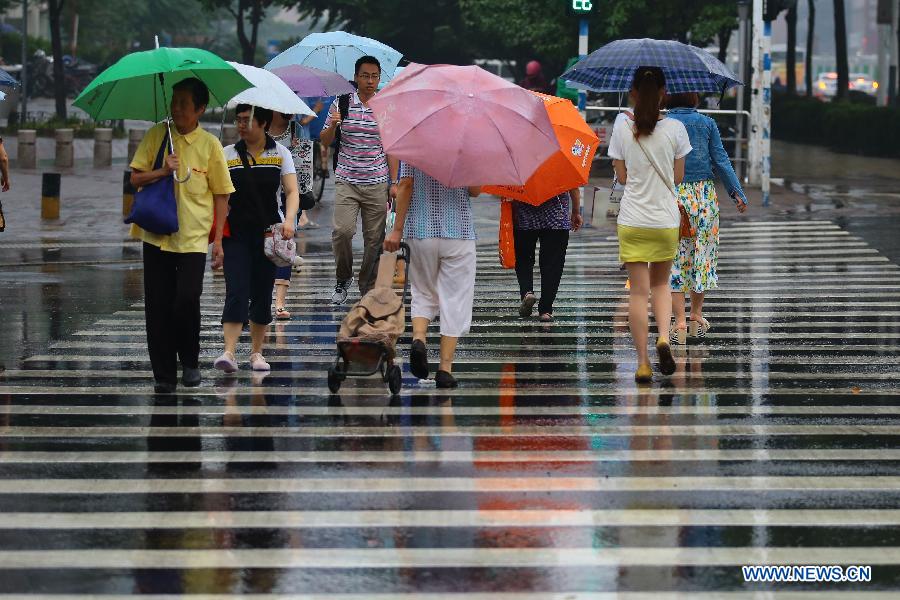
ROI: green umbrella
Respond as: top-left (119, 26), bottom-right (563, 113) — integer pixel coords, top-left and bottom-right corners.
top-left (74, 47), bottom-right (252, 122)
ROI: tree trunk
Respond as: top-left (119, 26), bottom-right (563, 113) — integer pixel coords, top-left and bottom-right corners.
top-left (234, 0), bottom-right (254, 66)
top-left (806, 0), bottom-right (816, 97)
top-left (833, 0), bottom-right (849, 100)
top-left (786, 3), bottom-right (798, 94)
top-left (718, 28), bottom-right (732, 64)
top-left (48, 0), bottom-right (68, 120)
top-left (248, 0), bottom-right (263, 67)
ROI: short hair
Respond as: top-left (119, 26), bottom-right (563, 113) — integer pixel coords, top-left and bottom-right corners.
top-left (355, 55), bottom-right (381, 75)
top-left (172, 77), bottom-right (209, 110)
top-left (236, 104), bottom-right (274, 131)
top-left (666, 92), bottom-right (700, 109)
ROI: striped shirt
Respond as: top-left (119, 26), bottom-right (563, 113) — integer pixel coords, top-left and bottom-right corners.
top-left (325, 92), bottom-right (388, 185)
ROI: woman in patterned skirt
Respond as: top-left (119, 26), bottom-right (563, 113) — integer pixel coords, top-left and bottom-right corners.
top-left (666, 93), bottom-right (748, 344)
top-left (269, 107), bottom-right (321, 319)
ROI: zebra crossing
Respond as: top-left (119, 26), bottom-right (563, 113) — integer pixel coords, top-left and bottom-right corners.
top-left (1, 218), bottom-right (900, 595)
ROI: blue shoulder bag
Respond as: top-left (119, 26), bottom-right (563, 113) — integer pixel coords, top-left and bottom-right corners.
top-left (125, 132), bottom-right (179, 234)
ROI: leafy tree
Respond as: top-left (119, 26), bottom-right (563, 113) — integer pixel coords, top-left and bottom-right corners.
top-left (200, 0), bottom-right (299, 65)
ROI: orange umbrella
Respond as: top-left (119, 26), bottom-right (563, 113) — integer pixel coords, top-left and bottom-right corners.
top-left (484, 92), bottom-right (599, 206)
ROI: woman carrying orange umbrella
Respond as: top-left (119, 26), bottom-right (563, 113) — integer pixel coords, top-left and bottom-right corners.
top-left (512, 190), bottom-right (582, 322)
top-left (484, 92), bottom-right (598, 323)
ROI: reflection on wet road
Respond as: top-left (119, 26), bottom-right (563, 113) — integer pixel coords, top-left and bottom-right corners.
top-left (2, 219), bottom-right (900, 594)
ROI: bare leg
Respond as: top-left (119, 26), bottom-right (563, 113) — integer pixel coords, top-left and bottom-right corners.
top-left (625, 263), bottom-right (650, 366)
top-left (671, 292), bottom-right (687, 329)
top-left (439, 336), bottom-right (459, 373)
top-left (223, 322), bottom-right (242, 356)
top-left (412, 317), bottom-right (430, 343)
top-left (274, 281), bottom-right (288, 309)
top-left (249, 322), bottom-right (268, 355)
top-left (689, 291), bottom-right (705, 322)
top-left (650, 261), bottom-right (673, 341)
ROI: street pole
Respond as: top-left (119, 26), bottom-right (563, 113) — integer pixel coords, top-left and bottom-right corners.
top-left (736, 0), bottom-right (750, 183)
top-left (877, 0), bottom-right (892, 106)
top-left (749, 0), bottom-right (772, 206)
top-left (577, 18), bottom-right (588, 114)
top-left (20, 0), bottom-right (28, 122)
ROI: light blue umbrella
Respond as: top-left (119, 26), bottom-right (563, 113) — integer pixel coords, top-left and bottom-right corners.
top-left (0, 69), bottom-right (19, 88)
top-left (265, 31), bottom-right (403, 84)
top-left (378, 66), bottom-right (405, 90)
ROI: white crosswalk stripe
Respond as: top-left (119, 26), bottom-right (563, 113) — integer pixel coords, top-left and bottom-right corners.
top-left (1, 218), bottom-right (899, 595)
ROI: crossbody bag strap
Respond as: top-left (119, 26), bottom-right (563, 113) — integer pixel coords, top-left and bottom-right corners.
top-left (152, 131), bottom-right (170, 171)
top-left (631, 124), bottom-right (676, 200)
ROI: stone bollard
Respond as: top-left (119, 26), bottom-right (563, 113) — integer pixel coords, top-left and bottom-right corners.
top-left (93, 128), bottom-right (113, 168)
top-left (221, 124), bottom-right (239, 146)
top-left (55, 129), bottom-right (74, 169)
top-left (41, 173), bottom-right (62, 220)
top-left (17, 130), bottom-right (37, 169)
top-left (127, 128), bottom-right (146, 163)
top-left (122, 171), bottom-right (136, 218)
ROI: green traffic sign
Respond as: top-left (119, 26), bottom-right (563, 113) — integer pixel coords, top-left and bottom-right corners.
top-left (567, 0), bottom-right (593, 16)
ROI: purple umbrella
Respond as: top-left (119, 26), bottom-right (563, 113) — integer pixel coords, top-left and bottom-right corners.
top-left (269, 65), bottom-right (355, 98)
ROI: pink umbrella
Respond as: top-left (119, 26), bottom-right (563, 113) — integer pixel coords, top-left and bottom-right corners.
top-left (368, 63), bottom-right (559, 187)
top-left (268, 65), bottom-right (355, 98)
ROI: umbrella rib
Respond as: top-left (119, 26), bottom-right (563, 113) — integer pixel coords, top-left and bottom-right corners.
top-left (481, 108), bottom-right (522, 185)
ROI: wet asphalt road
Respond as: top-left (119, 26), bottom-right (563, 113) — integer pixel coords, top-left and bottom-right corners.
top-left (1, 143), bottom-right (900, 595)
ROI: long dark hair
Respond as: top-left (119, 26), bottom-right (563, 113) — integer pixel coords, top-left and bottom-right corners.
top-left (631, 66), bottom-right (666, 139)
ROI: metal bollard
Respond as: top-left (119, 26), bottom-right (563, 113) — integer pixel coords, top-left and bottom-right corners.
top-left (41, 173), bottom-right (62, 220)
top-left (122, 170), bottom-right (135, 218)
top-left (221, 124), bottom-right (239, 146)
top-left (127, 128), bottom-right (146, 163)
top-left (54, 129), bottom-right (74, 169)
top-left (17, 130), bottom-right (37, 169)
top-left (93, 128), bottom-right (113, 168)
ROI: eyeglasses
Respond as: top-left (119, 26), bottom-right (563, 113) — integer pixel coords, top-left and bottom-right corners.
top-left (234, 117), bottom-right (252, 126)
top-left (357, 73), bottom-right (381, 80)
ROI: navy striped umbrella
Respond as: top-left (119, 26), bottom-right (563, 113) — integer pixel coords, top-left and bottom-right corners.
top-left (562, 38), bottom-right (742, 94)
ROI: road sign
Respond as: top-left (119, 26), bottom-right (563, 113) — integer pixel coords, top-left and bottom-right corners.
top-left (567, 0), bottom-right (593, 17)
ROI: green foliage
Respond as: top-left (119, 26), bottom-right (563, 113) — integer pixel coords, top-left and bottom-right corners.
top-left (772, 95), bottom-right (900, 157)
top-left (1, 116), bottom-right (125, 138)
top-left (0, 34), bottom-right (52, 63)
top-left (70, 0), bottom-right (233, 67)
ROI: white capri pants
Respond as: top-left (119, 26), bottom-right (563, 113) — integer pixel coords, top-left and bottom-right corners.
top-left (406, 238), bottom-right (477, 337)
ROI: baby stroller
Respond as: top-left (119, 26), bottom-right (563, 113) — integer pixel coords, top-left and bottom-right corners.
top-left (328, 243), bottom-right (411, 395)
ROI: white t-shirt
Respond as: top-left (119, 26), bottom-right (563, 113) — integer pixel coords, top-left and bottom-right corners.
top-left (607, 117), bottom-right (691, 229)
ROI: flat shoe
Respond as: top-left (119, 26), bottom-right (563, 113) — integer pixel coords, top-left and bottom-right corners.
top-left (410, 339), bottom-right (430, 380)
top-left (519, 293), bottom-right (537, 318)
top-left (250, 353), bottom-right (271, 371)
top-left (275, 307), bottom-right (291, 320)
top-left (214, 351), bottom-right (238, 374)
top-left (656, 338), bottom-right (676, 376)
top-left (634, 364), bottom-right (653, 384)
top-left (435, 370), bottom-right (458, 389)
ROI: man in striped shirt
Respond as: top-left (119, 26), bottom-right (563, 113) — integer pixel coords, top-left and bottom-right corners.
top-left (321, 56), bottom-right (398, 304)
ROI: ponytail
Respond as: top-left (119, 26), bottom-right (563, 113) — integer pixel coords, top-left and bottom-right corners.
top-left (631, 67), bottom-right (666, 139)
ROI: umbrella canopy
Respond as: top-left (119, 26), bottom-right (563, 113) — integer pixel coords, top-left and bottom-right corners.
top-left (378, 66), bottom-right (405, 90)
top-left (562, 38), bottom-right (742, 94)
top-left (368, 63), bottom-right (559, 188)
top-left (0, 68), bottom-right (19, 88)
top-left (268, 65), bottom-right (355, 98)
top-left (264, 31), bottom-right (403, 83)
top-left (484, 92), bottom-right (599, 206)
top-left (227, 62), bottom-right (314, 116)
top-left (73, 47), bottom-right (252, 121)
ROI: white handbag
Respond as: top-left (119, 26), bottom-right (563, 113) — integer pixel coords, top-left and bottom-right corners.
top-left (264, 223), bottom-right (297, 267)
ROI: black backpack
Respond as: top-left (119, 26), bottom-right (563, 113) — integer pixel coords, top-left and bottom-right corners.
top-left (332, 93), bottom-right (351, 171)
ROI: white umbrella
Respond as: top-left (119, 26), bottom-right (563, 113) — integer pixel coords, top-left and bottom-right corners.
top-left (226, 62), bottom-right (315, 116)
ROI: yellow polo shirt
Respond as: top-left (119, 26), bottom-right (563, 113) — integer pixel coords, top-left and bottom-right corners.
top-left (129, 123), bottom-right (235, 254)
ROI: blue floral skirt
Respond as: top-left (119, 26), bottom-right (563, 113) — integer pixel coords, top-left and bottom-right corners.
top-left (670, 179), bottom-right (720, 293)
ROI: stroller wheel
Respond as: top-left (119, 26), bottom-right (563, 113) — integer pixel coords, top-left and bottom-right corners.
top-left (327, 367), bottom-right (343, 393)
top-left (387, 365), bottom-right (402, 395)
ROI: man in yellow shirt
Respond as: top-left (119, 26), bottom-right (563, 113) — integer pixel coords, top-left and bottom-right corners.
top-left (130, 78), bottom-right (235, 394)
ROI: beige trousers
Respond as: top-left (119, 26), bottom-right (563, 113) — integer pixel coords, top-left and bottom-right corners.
top-left (332, 180), bottom-right (389, 294)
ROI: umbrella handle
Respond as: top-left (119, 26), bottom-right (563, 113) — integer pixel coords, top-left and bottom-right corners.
top-left (164, 118), bottom-right (192, 183)
top-left (173, 168), bottom-right (192, 184)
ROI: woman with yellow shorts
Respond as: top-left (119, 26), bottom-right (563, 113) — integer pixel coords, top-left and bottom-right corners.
top-left (607, 66), bottom-right (692, 383)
